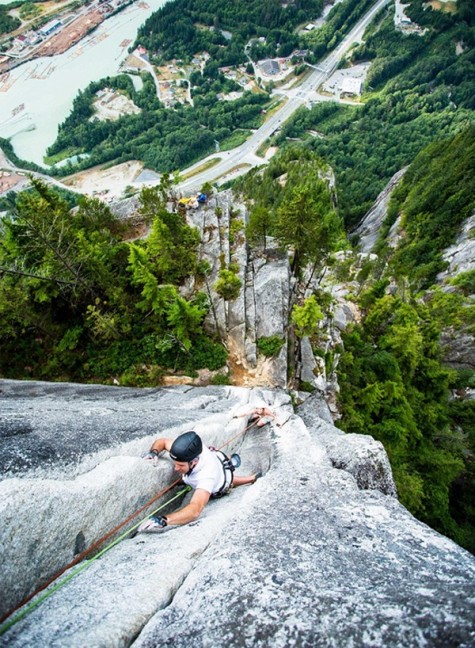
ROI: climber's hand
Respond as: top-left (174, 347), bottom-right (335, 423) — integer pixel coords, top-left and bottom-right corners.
top-left (138, 515), bottom-right (168, 533)
top-left (143, 449), bottom-right (160, 466)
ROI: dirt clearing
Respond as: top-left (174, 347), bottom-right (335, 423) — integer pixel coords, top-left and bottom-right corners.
top-left (62, 160), bottom-right (144, 201)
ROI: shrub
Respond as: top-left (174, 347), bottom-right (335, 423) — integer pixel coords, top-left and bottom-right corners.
top-left (450, 270), bottom-right (475, 296)
top-left (299, 380), bottom-right (316, 393)
top-left (210, 373), bottom-right (231, 385)
top-left (257, 335), bottom-right (285, 357)
top-left (214, 269), bottom-right (242, 301)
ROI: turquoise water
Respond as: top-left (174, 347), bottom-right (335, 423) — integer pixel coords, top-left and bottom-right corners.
top-left (0, 0), bottom-right (167, 165)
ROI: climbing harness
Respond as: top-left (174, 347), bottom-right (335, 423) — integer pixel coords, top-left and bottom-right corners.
top-left (210, 450), bottom-right (241, 498)
top-left (0, 418), bottom-right (258, 635)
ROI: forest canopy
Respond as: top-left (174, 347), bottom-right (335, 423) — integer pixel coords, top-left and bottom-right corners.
top-left (0, 180), bottom-right (226, 384)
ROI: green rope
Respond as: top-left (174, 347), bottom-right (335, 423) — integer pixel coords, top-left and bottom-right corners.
top-left (0, 485), bottom-right (191, 637)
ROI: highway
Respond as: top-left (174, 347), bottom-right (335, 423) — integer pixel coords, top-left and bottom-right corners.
top-left (179, 0), bottom-right (392, 193)
top-left (0, 0), bottom-right (391, 199)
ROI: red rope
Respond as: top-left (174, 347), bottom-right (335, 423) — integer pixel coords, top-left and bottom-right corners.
top-left (0, 476), bottom-right (182, 625)
top-left (1, 418), bottom-right (256, 625)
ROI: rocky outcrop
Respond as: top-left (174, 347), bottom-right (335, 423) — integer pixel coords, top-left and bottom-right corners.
top-left (435, 213), bottom-right (475, 370)
top-left (353, 168), bottom-right (406, 254)
top-left (108, 194), bottom-right (142, 221)
top-left (440, 328), bottom-right (475, 370)
top-left (437, 213), bottom-right (475, 283)
top-left (186, 193), bottom-right (290, 389)
top-left (297, 392), bottom-right (397, 496)
top-left (1, 380), bottom-right (474, 647)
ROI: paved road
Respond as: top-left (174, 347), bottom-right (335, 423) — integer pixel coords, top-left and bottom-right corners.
top-left (179, 0), bottom-right (392, 194)
top-left (1, 0), bottom-right (391, 199)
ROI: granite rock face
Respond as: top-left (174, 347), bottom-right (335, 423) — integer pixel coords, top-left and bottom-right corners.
top-left (436, 213), bottom-right (475, 370)
top-left (0, 380), bottom-right (282, 625)
top-left (437, 213), bottom-right (475, 283)
top-left (188, 193), bottom-right (290, 388)
top-left (1, 380), bottom-right (475, 648)
top-left (441, 328), bottom-right (475, 370)
top-left (134, 418), bottom-right (474, 648)
top-left (353, 169), bottom-right (406, 253)
top-left (297, 392), bottom-right (397, 496)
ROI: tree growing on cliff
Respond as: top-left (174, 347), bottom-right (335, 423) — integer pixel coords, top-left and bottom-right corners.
top-left (246, 205), bottom-right (273, 251)
top-left (214, 268), bottom-right (242, 301)
top-left (337, 292), bottom-right (466, 544)
top-left (275, 178), bottom-right (343, 276)
top-left (291, 295), bottom-right (324, 338)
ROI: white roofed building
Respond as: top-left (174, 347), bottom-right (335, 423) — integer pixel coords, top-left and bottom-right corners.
top-left (341, 77), bottom-right (363, 96)
top-left (39, 19), bottom-right (62, 36)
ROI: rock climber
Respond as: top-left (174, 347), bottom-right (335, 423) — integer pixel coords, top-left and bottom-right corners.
top-left (233, 405), bottom-right (276, 427)
top-left (138, 431), bottom-right (260, 533)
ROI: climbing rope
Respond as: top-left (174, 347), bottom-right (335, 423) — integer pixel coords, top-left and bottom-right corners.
top-left (0, 484), bottom-right (191, 636)
top-left (0, 418), bottom-right (258, 635)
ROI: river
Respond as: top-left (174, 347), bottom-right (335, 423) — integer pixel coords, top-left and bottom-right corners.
top-left (0, 0), bottom-right (167, 166)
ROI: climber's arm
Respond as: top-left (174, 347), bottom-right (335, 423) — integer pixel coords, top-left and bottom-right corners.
top-left (165, 489), bottom-right (210, 526)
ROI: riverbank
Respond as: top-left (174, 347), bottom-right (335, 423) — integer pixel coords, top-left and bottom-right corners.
top-left (0, 0), bottom-right (168, 166)
top-left (0, 0), bottom-right (136, 76)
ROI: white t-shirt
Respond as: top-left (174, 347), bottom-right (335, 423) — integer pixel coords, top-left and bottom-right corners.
top-left (182, 446), bottom-right (225, 495)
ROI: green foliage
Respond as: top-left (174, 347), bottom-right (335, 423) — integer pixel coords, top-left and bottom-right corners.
top-left (302, 0), bottom-right (375, 59)
top-left (166, 295), bottom-right (207, 351)
top-left (38, 0), bottom-right (379, 176)
top-left (45, 73), bottom-right (268, 174)
top-left (450, 369), bottom-right (475, 391)
top-left (299, 380), bottom-right (316, 393)
top-left (118, 364), bottom-right (165, 387)
top-left (127, 199), bottom-right (200, 309)
top-left (423, 286), bottom-right (473, 331)
top-left (275, 3), bottom-right (475, 227)
top-left (136, 0), bottom-right (324, 63)
top-left (238, 148), bottom-right (345, 274)
top-left (19, 2), bottom-right (42, 19)
top-left (291, 295), bottom-right (324, 338)
top-left (449, 270), bottom-right (475, 297)
top-left (389, 127), bottom-right (475, 288)
top-left (0, 6), bottom-right (21, 33)
top-left (337, 290), bottom-right (473, 550)
top-left (86, 301), bottom-right (122, 341)
top-left (214, 268), bottom-right (242, 301)
top-left (208, 373), bottom-right (229, 385)
top-left (229, 216), bottom-right (244, 246)
top-left (0, 182), bottom-right (226, 383)
top-left (245, 205), bottom-right (273, 249)
top-left (256, 335), bottom-right (285, 357)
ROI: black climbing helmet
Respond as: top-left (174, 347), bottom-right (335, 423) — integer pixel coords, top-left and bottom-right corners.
top-left (169, 431), bottom-right (203, 462)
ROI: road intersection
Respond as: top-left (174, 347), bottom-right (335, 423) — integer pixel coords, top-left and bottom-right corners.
top-left (178, 0), bottom-right (391, 194)
top-left (0, 0), bottom-right (391, 200)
